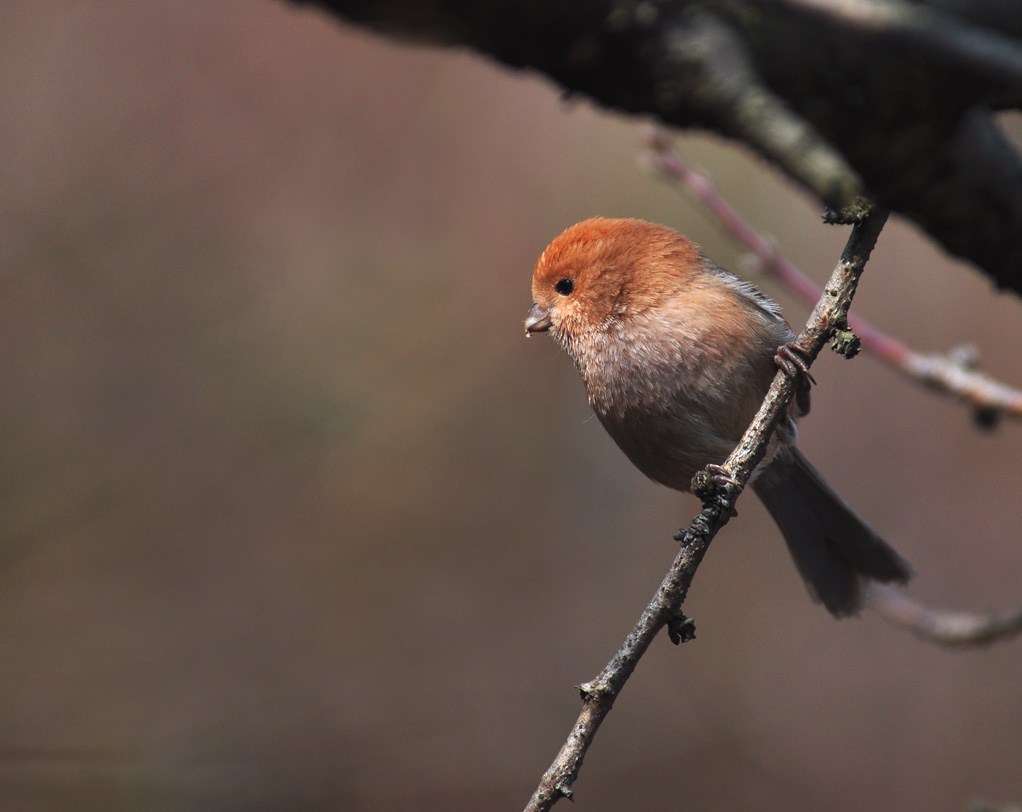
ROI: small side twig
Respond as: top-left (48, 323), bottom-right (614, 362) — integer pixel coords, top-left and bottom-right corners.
top-left (643, 132), bottom-right (1022, 424)
top-left (523, 205), bottom-right (889, 812)
top-left (868, 584), bottom-right (1022, 647)
top-left (776, 0), bottom-right (1022, 93)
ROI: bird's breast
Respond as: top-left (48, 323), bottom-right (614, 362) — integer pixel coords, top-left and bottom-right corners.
top-left (571, 312), bottom-right (782, 490)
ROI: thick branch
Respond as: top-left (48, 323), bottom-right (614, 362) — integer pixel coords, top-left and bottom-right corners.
top-left (777, 0), bottom-right (1022, 92)
top-left (298, 0), bottom-right (1022, 291)
top-left (523, 206), bottom-right (889, 812)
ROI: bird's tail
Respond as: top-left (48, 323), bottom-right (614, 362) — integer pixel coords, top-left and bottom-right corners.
top-left (751, 447), bottom-right (912, 617)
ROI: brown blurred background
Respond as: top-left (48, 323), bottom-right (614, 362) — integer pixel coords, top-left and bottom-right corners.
top-left (2, 2), bottom-right (1022, 810)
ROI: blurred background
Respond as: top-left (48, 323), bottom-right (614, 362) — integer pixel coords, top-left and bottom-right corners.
top-left (2, 1), bottom-right (1022, 810)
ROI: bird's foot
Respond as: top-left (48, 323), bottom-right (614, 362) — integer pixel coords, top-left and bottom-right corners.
top-left (774, 342), bottom-right (816, 385)
top-left (704, 463), bottom-right (738, 489)
top-left (692, 464), bottom-right (740, 517)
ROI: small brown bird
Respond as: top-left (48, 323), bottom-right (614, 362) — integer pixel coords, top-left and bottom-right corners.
top-left (525, 217), bottom-right (911, 616)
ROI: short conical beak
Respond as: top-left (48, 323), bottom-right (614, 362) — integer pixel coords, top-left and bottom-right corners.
top-left (525, 303), bottom-right (552, 335)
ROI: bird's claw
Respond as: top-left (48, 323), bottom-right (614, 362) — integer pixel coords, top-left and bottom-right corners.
top-left (704, 463), bottom-right (738, 489)
top-left (774, 342), bottom-right (816, 385)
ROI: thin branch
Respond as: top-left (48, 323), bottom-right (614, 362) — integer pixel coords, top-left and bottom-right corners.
top-left (523, 206), bottom-right (890, 812)
top-left (643, 132), bottom-right (1022, 423)
top-left (868, 583), bottom-right (1022, 647)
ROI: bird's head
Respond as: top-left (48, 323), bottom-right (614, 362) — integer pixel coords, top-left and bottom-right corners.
top-left (526, 217), bottom-right (703, 353)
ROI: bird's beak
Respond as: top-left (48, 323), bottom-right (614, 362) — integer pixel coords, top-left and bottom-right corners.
top-left (525, 303), bottom-right (552, 335)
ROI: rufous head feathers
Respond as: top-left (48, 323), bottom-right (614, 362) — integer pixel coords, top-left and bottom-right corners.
top-left (525, 217), bottom-right (705, 341)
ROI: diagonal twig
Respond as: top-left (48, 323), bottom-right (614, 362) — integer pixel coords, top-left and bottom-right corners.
top-left (643, 131), bottom-right (1022, 424)
top-left (523, 205), bottom-right (889, 812)
top-left (644, 132), bottom-right (1022, 648)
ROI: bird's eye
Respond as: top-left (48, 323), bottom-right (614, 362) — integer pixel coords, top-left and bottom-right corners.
top-left (554, 278), bottom-right (574, 296)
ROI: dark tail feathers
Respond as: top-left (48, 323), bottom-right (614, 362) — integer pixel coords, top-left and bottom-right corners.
top-left (752, 447), bottom-right (912, 617)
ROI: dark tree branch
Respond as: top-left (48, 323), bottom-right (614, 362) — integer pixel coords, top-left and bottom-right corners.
top-left (523, 205), bottom-right (889, 812)
top-left (776, 0), bottom-right (1022, 92)
top-left (658, 11), bottom-right (863, 204)
top-left (296, 0), bottom-right (1022, 292)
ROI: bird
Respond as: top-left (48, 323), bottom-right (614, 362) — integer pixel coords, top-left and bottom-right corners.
top-left (524, 216), bottom-right (911, 617)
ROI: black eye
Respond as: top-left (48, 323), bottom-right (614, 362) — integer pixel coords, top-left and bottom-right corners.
top-left (554, 278), bottom-right (574, 296)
